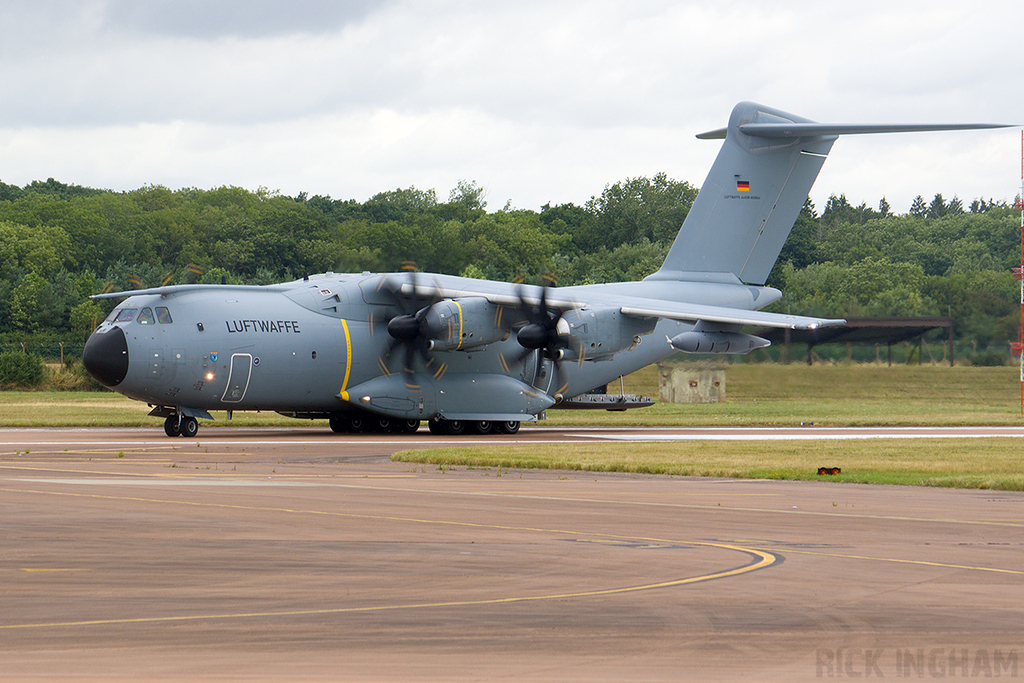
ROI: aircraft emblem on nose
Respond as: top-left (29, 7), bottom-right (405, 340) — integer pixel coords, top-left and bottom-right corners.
top-left (210, 352), bottom-right (218, 361)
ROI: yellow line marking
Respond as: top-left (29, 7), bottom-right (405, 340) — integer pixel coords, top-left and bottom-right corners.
top-left (1, 465), bottom-right (207, 478)
top-left (1, 543), bottom-right (773, 630)
top-left (0, 466), bottom-right (410, 481)
top-left (750, 546), bottom-right (1024, 575)
top-left (339, 318), bottom-right (352, 401)
top-left (0, 487), bottom-right (777, 630)
top-left (19, 568), bottom-right (85, 573)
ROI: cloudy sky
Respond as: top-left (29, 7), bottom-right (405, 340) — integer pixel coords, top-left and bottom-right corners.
top-left (0, 0), bottom-right (1020, 213)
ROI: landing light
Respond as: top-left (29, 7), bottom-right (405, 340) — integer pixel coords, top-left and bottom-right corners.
top-left (206, 372), bottom-right (215, 380)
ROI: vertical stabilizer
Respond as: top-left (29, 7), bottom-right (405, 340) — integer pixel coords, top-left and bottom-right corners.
top-left (650, 102), bottom-right (835, 285)
top-left (649, 102), bottom-right (1011, 286)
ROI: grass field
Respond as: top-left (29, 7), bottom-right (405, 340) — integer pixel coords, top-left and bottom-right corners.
top-left (541, 363), bottom-right (1024, 427)
top-left (397, 363), bottom-right (1024, 490)
top-left (4, 364), bottom-right (1023, 490)
top-left (392, 438), bottom-right (1024, 491)
top-left (2, 363), bottom-right (1022, 428)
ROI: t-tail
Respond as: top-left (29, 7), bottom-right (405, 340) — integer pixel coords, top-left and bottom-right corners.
top-left (648, 101), bottom-right (1012, 286)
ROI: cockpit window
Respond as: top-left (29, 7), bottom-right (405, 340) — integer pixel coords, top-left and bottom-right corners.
top-left (113, 308), bottom-right (137, 323)
top-left (155, 307), bottom-right (173, 324)
top-left (138, 307), bottom-right (155, 325)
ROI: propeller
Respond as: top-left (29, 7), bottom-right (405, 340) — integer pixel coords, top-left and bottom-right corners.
top-left (377, 265), bottom-right (441, 381)
top-left (511, 276), bottom-right (574, 397)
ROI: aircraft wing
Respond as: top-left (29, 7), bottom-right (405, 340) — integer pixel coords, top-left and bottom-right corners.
top-left (415, 280), bottom-right (844, 331)
top-left (614, 301), bottom-right (842, 330)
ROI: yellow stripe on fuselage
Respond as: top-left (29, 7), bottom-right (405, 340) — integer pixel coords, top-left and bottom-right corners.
top-left (340, 319), bottom-right (352, 401)
top-left (454, 300), bottom-right (464, 350)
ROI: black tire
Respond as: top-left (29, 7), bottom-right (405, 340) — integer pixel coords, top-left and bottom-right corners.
top-left (470, 420), bottom-right (494, 434)
top-left (180, 416), bottom-right (199, 438)
top-left (400, 419), bottom-right (420, 433)
top-left (329, 415), bottom-right (349, 433)
top-left (348, 415), bottom-right (365, 433)
top-left (370, 416), bottom-right (392, 433)
top-left (497, 420), bottom-right (520, 434)
top-left (446, 420), bottom-right (466, 436)
top-left (164, 416), bottom-right (181, 438)
top-left (428, 419), bottom-right (446, 435)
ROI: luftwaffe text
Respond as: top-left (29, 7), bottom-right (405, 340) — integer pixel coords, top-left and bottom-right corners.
top-left (225, 320), bottom-right (301, 334)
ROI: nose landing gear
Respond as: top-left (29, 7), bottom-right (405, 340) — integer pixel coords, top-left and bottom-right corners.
top-left (164, 415), bottom-right (199, 438)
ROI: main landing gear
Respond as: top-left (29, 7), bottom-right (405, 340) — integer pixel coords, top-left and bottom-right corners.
top-left (427, 419), bottom-right (520, 435)
top-left (326, 412), bottom-right (521, 436)
top-left (329, 413), bottom-right (420, 434)
top-left (164, 415), bottom-right (199, 438)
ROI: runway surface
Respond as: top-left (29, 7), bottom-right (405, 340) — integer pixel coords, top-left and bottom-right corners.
top-left (1, 426), bottom-right (1022, 681)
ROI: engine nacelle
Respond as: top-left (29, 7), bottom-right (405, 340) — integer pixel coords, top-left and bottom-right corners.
top-left (425, 297), bottom-right (509, 352)
top-left (560, 306), bottom-right (656, 361)
top-left (669, 330), bottom-right (770, 354)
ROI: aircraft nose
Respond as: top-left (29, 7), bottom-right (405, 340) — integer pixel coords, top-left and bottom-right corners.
top-left (82, 325), bottom-right (129, 387)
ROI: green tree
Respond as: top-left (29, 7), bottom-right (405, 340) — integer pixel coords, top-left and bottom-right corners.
top-left (10, 272), bottom-right (49, 331)
top-left (0, 221), bottom-right (72, 278)
top-left (0, 351), bottom-right (45, 388)
top-left (0, 180), bottom-right (25, 201)
top-left (927, 193), bottom-right (947, 219)
top-left (69, 299), bottom-right (104, 337)
top-left (909, 195), bottom-right (928, 217)
top-left (584, 173), bottom-right (697, 250)
top-left (448, 180), bottom-right (487, 211)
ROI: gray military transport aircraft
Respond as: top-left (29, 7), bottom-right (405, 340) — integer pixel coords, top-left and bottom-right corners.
top-left (81, 102), bottom-right (1010, 437)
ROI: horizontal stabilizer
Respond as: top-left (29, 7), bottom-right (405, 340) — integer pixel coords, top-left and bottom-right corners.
top-left (697, 121), bottom-right (1011, 140)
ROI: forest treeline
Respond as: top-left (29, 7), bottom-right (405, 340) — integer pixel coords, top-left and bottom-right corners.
top-left (0, 175), bottom-right (1019, 362)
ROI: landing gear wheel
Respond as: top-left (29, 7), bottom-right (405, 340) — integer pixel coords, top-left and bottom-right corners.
top-left (497, 420), bottom-right (520, 434)
top-left (371, 417), bottom-right (392, 433)
top-left (428, 419), bottom-right (465, 435)
top-left (348, 415), bottom-right (365, 433)
top-left (329, 415), bottom-right (349, 433)
top-left (180, 416), bottom-right (199, 438)
top-left (399, 419), bottom-right (420, 433)
top-left (164, 416), bottom-right (181, 438)
top-left (470, 421), bottom-right (494, 434)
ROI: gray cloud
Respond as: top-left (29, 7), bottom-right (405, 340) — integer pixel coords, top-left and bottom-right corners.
top-left (100, 0), bottom-right (384, 38)
top-left (0, 0), bottom-right (1018, 211)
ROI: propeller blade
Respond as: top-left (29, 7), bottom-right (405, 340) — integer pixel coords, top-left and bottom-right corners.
top-left (377, 265), bottom-right (442, 382)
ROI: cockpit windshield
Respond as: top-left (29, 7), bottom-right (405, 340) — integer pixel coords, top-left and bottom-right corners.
top-left (138, 308), bottom-right (155, 325)
top-left (113, 308), bottom-right (137, 323)
top-left (155, 307), bottom-right (173, 324)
